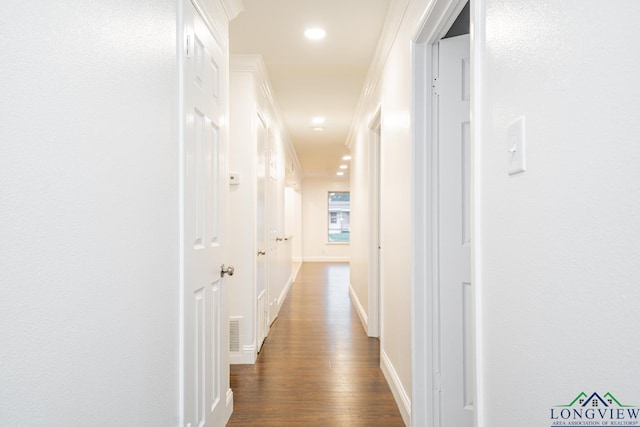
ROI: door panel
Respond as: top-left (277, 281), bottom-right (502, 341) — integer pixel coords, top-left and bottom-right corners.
top-left (267, 133), bottom-right (279, 325)
top-left (437, 33), bottom-right (472, 427)
top-left (183, 1), bottom-right (229, 425)
top-left (256, 113), bottom-right (268, 348)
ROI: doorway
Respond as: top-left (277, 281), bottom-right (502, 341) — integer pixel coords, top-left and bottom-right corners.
top-left (180, 0), bottom-right (231, 425)
top-left (411, 1), bottom-right (475, 426)
top-left (368, 107), bottom-right (382, 338)
top-left (437, 31), bottom-right (472, 427)
top-left (256, 112), bottom-right (269, 351)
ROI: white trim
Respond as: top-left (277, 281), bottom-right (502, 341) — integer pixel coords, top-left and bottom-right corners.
top-left (291, 261), bottom-right (302, 282)
top-left (302, 256), bottom-right (350, 263)
top-left (346, 0), bottom-right (411, 149)
top-left (381, 348), bottom-right (412, 426)
top-left (220, 0), bottom-right (243, 20)
top-left (177, 0), bottom-right (186, 423)
top-left (349, 282), bottom-right (368, 332)
top-left (470, 1), bottom-right (486, 426)
top-left (277, 275), bottom-right (294, 311)
top-left (367, 105), bottom-right (382, 338)
top-left (225, 387), bottom-right (234, 424)
top-left (229, 342), bottom-right (258, 365)
top-left (230, 55), bottom-right (304, 183)
top-left (189, 0), bottom-right (227, 49)
top-left (411, 1), bottom-right (472, 427)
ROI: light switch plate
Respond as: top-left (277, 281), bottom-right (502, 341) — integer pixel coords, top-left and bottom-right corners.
top-left (507, 116), bottom-right (526, 175)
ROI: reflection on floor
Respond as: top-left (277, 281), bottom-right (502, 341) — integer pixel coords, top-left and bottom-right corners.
top-left (227, 262), bottom-right (405, 426)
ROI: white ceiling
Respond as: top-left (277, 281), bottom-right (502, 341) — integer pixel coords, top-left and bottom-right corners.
top-left (229, 0), bottom-right (391, 180)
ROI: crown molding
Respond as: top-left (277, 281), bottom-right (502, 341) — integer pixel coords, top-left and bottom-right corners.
top-left (230, 54), bottom-right (304, 183)
top-left (345, 0), bottom-right (411, 149)
top-left (221, 0), bottom-right (244, 20)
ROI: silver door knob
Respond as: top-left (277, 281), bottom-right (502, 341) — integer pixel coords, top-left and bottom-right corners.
top-left (220, 264), bottom-right (234, 277)
top-left (257, 250), bottom-right (266, 256)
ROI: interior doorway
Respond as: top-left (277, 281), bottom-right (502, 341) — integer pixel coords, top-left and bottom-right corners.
top-left (180, 0), bottom-right (231, 424)
top-left (411, 1), bottom-right (474, 426)
top-left (437, 31), bottom-right (472, 427)
top-left (368, 107), bottom-right (382, 338)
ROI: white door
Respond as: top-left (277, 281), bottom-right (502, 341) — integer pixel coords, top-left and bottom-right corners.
top-left (182, 2), bottom-right (230, 426)
top-left (266, 134), bottom-right (279, 324)
top-left (368, 112), bottom-right (382, 338)
top-left (437, 33), bottom-right (472, 427)
top-left (256, 113), bottom-right (268, 348)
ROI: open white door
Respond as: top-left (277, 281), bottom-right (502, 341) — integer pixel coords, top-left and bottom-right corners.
top-left (182, 1), bottom-right (231, 425)
top-left (256, 113), bottom-right (269, 349)
top-left (437, 33), bottom-right (472, 427)
top-left (267, 133), bottom-right (279, 325)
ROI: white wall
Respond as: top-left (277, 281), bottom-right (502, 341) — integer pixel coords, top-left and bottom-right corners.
top-left (228, 69), bottom-right (258, 361)
top-left (301, 178), bottom-right (351, 262)
top-left (0, 1), bottom-right (179, 424)
top-left (349, 131), bottom-right (371, 328)
top-left (478, 0), bottom-right (640, 425)
top-left (228, 55), bottom-right (300, 363)
top-left (348, 0), bottom-right (433, 423)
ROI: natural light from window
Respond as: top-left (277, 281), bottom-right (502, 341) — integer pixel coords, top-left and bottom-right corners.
top-left (328, 192), bottom-right (350, 243)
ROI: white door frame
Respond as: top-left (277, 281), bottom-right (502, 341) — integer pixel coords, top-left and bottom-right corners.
top-left (367, 106), bottom-right (382, 338)
top-left (411, 1), bottom-right (485, 426)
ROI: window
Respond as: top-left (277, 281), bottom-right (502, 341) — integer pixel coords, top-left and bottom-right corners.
top-left (328, 192), bottom-right (350, 243)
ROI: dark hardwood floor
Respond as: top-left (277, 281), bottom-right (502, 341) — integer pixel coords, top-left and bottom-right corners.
top-left (227, 262), bottom-right (405, 426)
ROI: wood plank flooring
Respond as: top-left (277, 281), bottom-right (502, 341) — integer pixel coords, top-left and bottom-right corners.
top-left (227, 262), bottom-right (405, 426)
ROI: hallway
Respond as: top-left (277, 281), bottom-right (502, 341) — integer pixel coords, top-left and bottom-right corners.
top-left (227, 263), bottom-right (405, 426)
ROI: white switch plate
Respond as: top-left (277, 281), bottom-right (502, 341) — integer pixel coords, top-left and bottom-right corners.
top-left (507, 116), bottom-right (526, 175)
top-left (229, 173), bottom-right (240, 185)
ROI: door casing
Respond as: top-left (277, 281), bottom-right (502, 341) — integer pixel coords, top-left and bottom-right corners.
top-left (410, 1), bottom-right (485, 426)
top-left (368, 106), bottom-right (382, 338)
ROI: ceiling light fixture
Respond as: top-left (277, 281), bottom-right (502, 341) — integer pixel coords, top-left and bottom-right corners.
top-left (304, 28), bottom-right (326, 40)
top-left (339, 165), bottom-right (348, 169)
top-left (336, 172), bottom-right (345, 176)
top-left (342, 155), bottom-right (352, 161)
top-left (311, 117), bottom-right (325, 125)
top-left (313, 127), bottom-right (324, 132)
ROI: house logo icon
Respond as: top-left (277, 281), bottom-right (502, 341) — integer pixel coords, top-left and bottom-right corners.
top-left (550, 392), bottom-right (640, 426)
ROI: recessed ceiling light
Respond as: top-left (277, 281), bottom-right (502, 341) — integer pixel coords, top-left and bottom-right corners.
top-left (304, 28), bottom-right (326, 40)
top-left (313, 127), bottom-right (324, 132)
top-left (336, 172), bottom-right (345, 176)
top-left (339, 165), bottom-right (348, 169)
top-left (342, 155), bottom-right (352, 161)
top-left (311, 117), bottom-right (325, 125)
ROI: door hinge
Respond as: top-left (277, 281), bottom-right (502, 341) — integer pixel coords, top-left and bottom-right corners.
top-left (186, 34), bottom-right (192, 58)
top-left (432, 77), bottom-right (439, 96)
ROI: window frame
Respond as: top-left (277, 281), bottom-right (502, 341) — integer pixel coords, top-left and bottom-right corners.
top-left (327, 191), bottom-right (350, 244)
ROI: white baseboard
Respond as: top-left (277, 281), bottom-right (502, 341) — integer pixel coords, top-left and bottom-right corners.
top-left (292, 262), bottom-right (302, 282)
top-left (349, 283), bottom-right (368, 333)
top-left (229, 342), bottom-right (257, 364)
top-left (277, 275), bottom-right (294, 311)
top-left (302, 256), bottom-right (350, 262)
top-left (381, 349), bottom-right (411, 426)
top-left (225, 387), bottom-right (233, 424)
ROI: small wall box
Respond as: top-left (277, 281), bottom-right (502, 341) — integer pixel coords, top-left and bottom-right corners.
top-left (230, 173), bottom-right (240, 185)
